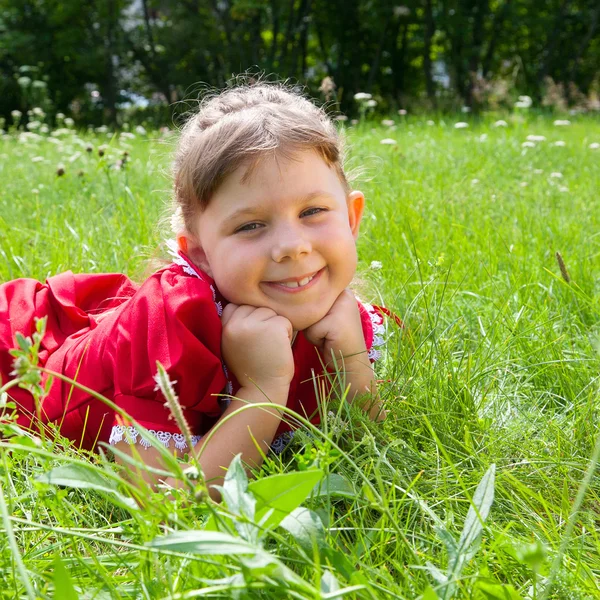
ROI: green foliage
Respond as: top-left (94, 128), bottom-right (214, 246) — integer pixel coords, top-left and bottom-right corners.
top-left (1, 0), bottom-right (600, 123)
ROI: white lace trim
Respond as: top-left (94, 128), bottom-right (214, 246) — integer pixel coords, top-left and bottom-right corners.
top-left (109, 425), bottom-right (294, 454)
top-left (165, 239), bottom-right (203, 280)
top-left (108, 425), bottom-right (202, 450)
top-left (362, 302), bottom-right (386, 362)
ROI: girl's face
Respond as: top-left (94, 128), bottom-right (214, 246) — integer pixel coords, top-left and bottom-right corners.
top-left (182, 151), bottom-right (364, 331)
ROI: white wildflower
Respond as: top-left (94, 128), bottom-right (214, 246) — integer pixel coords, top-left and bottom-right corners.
top-left (471, 178), bottom-right (479, 185)
top-left (526, 135), bottom-right (546, 142)
top-left (398, 109), bottom-right (408, 116)
top-left (26, 120), bottom-right (41, 130)
top-left (380, 138), bottom-right (397, 145)
top-left (558, 186), bottom-right (569, 192)
top-left (120, 132), bottom-right (136, 140)
top-left (135, 125), bottom-right (147, 135)
top-left (514, 95), bottom-right (532, 108)
top-left (64, 118), bottom-right (74, 127)
top-left (351, 119), bottom-right (359, 125)
top-left (533, 169), bottom-right (543, 174)
top-left (354, 92), bottom-right (372, 101)
top-left (550, 172), bottom-right (563, 178)
top-left (493, 119), bottom-right (508, 127)
top-left (479, 134), bottom-right (488, 142)
top-left (32, 107), bottom-right (45, 117)
top-left (519, 182), bottom-right (528, 187)
top-left (553, 141), bottom-right (566, 147)
top-left (334, 115), bottom-right (348, 121)
top-left (56, 112), bottom-right (65, 120)
top-left (366, 99), bottom-right (377, 108)
top-left (31, 156), bottom-right (44, 163)
top-left (32, 189), bottom-right (39, 195)
top-left (426, 120), bottom-right (435, 126)
top-left (11, 110), bottom-right (22, 119)
top-left (454, 122), bottom-right (469, 129)
top-left (95, 125), bottom-right (108, 134)
top-left (381, 119), bottom-right (395, 127)
top-left (521, 141), bottom-right (535, 148)
top-left (589, 142), bottom-right (599, 149)
top-left (40, 125), bottom-right (49, 134)
top-left (370, 261), bottom-right (383, 270)
top-left (553, 120), bottom-right (571, 126)
top-left (461, 106), bottom-right (471, 113)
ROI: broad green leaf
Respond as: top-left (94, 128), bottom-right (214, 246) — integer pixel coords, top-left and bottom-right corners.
top-left (53, 556), bottom-right (79, 600)
top-left (311, 472), bottom-right (354, 499)
top-left (458, 464), bottom-right (495, 552)
top-left (279, 507), bottom-right (326, 551)
top-left (204, 468), bottom-right (324, 533)
top-left (147, 530), bottom-right (258, 555)
top-left (420, 586), bottom-right (441, 600)
top-left (425, 561), bottom-right (448, 585)
top-left (321, 570), bottom-right (340, 593)
top-left (221, 454), bottom-right (255, 521)
top-left (435, 526), bottom-right (458, 561)
top-left (475, 581), bottom-right (523, 599)
top-left (248, 468), bottom-right (324, 529)
top-left (36, 464), bottom-right (138, 511)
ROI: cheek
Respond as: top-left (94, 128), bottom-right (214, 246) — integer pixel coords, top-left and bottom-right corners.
top-left (209, 243), bottom-right (264, 303)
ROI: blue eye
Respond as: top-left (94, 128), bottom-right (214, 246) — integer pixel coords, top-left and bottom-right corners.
top-left (235, 222), bottom-right (263, 233)
top-left (301, 207), bottom-right (326, 218)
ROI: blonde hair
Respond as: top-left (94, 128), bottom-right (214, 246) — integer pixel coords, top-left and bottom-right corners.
top-left (172, 80), bottom-right (349, 235)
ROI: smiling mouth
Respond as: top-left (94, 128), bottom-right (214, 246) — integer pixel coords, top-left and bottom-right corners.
top-left (265, 268), bottom-right (324, 291)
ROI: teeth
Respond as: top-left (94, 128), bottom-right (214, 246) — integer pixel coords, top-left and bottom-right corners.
top-left (278, 274), bottom-right (314, 288)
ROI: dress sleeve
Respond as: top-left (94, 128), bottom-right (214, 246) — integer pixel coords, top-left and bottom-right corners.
top-left (357, 302), bottom-right (396, 362)
top-left (108, 268), bottom-right (228, 449)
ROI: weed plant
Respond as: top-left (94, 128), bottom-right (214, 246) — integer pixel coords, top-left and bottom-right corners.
top-left (0, 114), bottom-right (599, 598)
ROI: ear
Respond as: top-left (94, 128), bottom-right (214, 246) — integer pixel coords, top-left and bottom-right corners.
top-left (177, 232), bottom-right (213, 277)
top-left (346, 190), bottom-right (365, 240)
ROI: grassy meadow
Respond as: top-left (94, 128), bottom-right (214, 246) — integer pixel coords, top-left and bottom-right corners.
top-left (0, 114), bottom-right (599, 598)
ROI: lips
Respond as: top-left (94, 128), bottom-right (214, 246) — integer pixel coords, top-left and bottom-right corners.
top-left (264, 268), bottom-right (324, 292)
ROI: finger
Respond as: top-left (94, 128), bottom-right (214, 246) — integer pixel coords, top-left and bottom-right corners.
top-left (247, 306), bottom-right (279, 321)
top-left (303, 315), bottom-right (331, 343)
top-left (270, 315), bottom-right (294, 342)
top-left (220, 303), bottom-right (238, 326)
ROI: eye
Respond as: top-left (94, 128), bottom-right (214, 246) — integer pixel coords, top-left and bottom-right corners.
top-left (301, 207), bottom-right (327, 218)
top-left (235, 222), bottom-right (263, 233)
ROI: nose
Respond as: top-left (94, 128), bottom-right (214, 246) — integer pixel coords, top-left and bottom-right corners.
top-left (270, 223), bottom-right (312, 262)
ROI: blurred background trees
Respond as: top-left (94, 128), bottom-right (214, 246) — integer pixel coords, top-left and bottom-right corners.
top-left (0, 0), bottom-right (598, 125)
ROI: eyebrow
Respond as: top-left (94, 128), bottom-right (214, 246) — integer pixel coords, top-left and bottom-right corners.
top-left (224, 190), bottom-right (334, 224)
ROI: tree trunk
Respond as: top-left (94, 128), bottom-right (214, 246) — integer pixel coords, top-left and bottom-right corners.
top-left (423, 0), bottom-right (436, 106)
top-left (482, 0), bottom-right (512, 78)
top-left (465, 0), bottom-right (490, 107)
top-left (103, 0), bottom-right (118, 125)
top-left (538, 0), bottom-right (571, 86)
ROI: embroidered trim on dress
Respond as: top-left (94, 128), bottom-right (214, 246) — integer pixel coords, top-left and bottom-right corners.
top-left (165, 239), bottom-right (203, 280)
top-left (362, 302), bottom-right (386, 362)
top-left (108, 425), bottom-right (202, 451)
top-left (270, 431), bottom-right (295, 454)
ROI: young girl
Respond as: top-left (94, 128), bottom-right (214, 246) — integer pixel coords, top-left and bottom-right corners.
top-left (0, 82), bottom-right (391, 496)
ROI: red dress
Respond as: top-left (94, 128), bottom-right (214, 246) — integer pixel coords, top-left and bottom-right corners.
top-left (0, 250), bottom-right (388, 453)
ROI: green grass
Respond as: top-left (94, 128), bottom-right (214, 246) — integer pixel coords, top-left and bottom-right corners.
top-left (1, 113), bottom-right (599, 598)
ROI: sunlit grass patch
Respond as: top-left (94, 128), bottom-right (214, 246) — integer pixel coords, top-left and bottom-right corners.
top-left (1, 114), bottom-right (600, 597)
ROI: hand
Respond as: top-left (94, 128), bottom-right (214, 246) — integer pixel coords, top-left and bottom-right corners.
top-left (221, 304), bottom-right (294, 395)
top-left (303, 289), bottom-right (368, 367)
